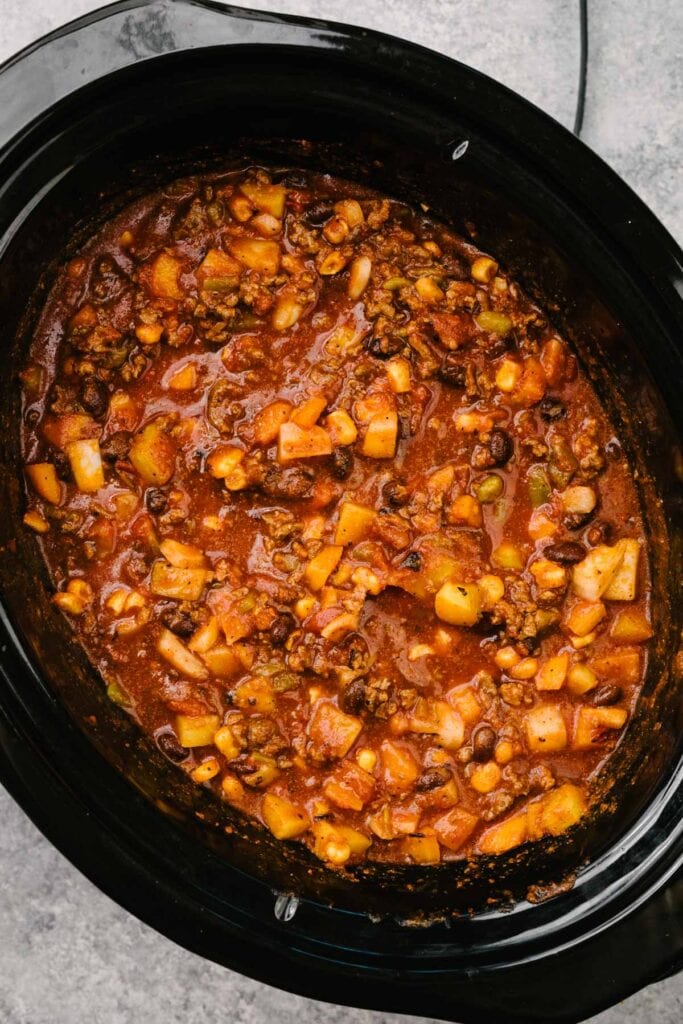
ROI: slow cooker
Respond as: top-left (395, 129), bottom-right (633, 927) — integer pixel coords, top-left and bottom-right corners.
top-left (0, 3), bottom-right (681, 1021)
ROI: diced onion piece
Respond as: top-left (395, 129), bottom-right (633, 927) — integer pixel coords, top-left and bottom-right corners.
top-left (348, 256), bottom-right (372, 300)
top-left (603, 539), bottom-right (640, 601)
top-left (66, 438), bottom-right (105, 493)
top-left (157, 628), bottom-right (208, 680)
top-left (159, 538), bottom-right (207, 569)
top-left (278, 421), bottom-right (333, 462)
top-left (26, 463), bottom-right (63, 505)
top-left (150, 562), bottom-right (211, 601)
top-left (571, 542), bottom-right (626, 600)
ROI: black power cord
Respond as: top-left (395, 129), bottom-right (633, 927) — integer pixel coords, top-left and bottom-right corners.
top-left (573, 0), bottom-right (589, 136)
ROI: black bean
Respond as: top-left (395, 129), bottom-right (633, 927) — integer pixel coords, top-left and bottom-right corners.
top-left (382, 479), bottom-right (409, 507)
top-left (591, 684), bottom-right (623, 707)
top-left (401, 551), bottom-right (422, 572)
top-left (437, 352), bottom-right (466, 388)
top-left (146, 488), bottom-right (168, 514)
top-left (331, 446), bottom-right (353, 480)
top-left (51, 448), bottom-right (72, 481)
top-left (415, 766), bottom-right (451, 791)
top-left (539, 396), bottom-right (566, 421)
top-left (269, 612), bottom-right (295, 646)
top-left (303, 200), bottom-right (335, 225)
top-left (156, 730), bottom-right (187, 763)
top-left (543, 541), bottom-right (586, 564)
top-left (80, 376), bottom-right (109, 417)
top-left (472, 725), bottom-right (496, 762)
top-left (585, 520), bottom-right (613, 546)
top-left (336, 633), bottom-right (371, 672)
top-left (101, 430), bottom-right (131, 463)
top-left (563, 510), bottom-right (595, 532)
top-left (488, 428), bottom-right (514, 466)
top-left (365, 334), bottom-right (404, 359)
top-left (160, 607), bottom-right (195, 638)
top-left (341, 679), bottom-right (367, 715)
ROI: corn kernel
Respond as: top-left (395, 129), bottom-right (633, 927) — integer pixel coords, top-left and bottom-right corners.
top-left (470, 761), bottom-right (502, 793)
top-left (191, 757), bottom-right (220, 783)
top-left (356, 748), bottom-right (377, 772)
top-left (495, 358), bottom-right (522, 393)
top-left (471, 256), bottom-right (498, 284)
top-left (494, 645), bottom-right (520, 670)
top-left (494, 739), bottom-right (515, 765)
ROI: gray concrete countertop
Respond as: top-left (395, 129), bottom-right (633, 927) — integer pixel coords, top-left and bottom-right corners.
top-left (0, 2), bottom-right (681, 1023)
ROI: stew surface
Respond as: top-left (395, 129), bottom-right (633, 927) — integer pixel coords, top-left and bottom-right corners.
top-left (21, 167), bottom-right (652, 867)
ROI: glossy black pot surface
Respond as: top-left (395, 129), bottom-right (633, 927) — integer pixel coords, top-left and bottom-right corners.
top-left (0, 3), bottom-right (681, 1022)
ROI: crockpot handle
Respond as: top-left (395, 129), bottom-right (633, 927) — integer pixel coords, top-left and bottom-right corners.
top-left (0, 0), bottom-right (333, 156)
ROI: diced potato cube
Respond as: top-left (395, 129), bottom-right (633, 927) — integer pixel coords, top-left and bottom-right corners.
top-left (435, 580), bottom-right (481, 626)
top-left (26, 463), bottom-right (63, 505)
top-left (262, 793), bottom-right (309, 839)
top-left (242, 753), bottom-right (280, 789)
top-left (214, 724), bottom-right (241, 760)
top-left (592, 647), bottom-right (641, 683)
top-left (66, 438), bottom-right (105, 493)
top-left (535, 653), bottom-right (569, 691)
top-left (325, 408), bottom-right (358, 446)
top-left (540, 783), bottom-right (587, 835)
top-left (278, 421), bottom-right (332, 461)
top-left (159, 538), bottom-right (207, 569)
top-left (42, 412), bottom-right (100, 451)
top-left (478, 810), bottom-right (528, 855)
top-left (564, 600), bottom-right (606, 637)
top-left (239, 181), bottom-right (286, 218)
top-left (175, 713), bottom-right (220, 748)
top-left (136, 323), bottom-right (164, 345)
top-left (530, 558), bottom-right (567, 589)
top-left (566, 664), bottom-right (598, 695)
top-left (405, 698), bottom-right (465, 751)
top-left (196, 247), bottom-right (241, 282)
top-left (201, 645), bottom-right (243, 678)
top-left (312, 821), bottom-right (371, 864)
top-left (191, 758), bottom-right (220, 783)
top-left (379, 740), bottom-right (419, 793)
top-left (229, 238), bottom-right (281, 276)
top-left (334, 501), bottom-right (376, 545)
top-left (149, 252), bottom-right (184, 299)
top-left (305, 545), bottom-right (343, 591)
top-left (308, 701), bottom-right (362, 760)
top-left (512, 356), bottom-right (546, 405)
top-left (491, 541), bottom-right (525, 571)
top-left (433, 807), bottom-right (479, 852)
top-left (252, 400), bottom-right (293, 445)
top-left (603, 539), bottom-right (640, 601)
top-left (560, 485), bottom-right (597, 515)
top-left (234, 677), bottom-right (276, 714)
top-left (402, 834), bottom-right (441, 864)
top-left (477, 574), bottom-right (505, 610)
top-left (524, 705), bottom-right (567, 752)
top-left (572, 706), bottom-right (628, 749)
top-left (495, 358), bottom-right (522, 393)
top-left (272, 294), bottom-right (302, 331)
top-left (572, 542), bottom-right (626, 601)
top-left (386, 357), bottom-right (411, 394)
top-left (290, 395), bottom-right (327, 429)
top-left (150, 562), bottom-right (211, 601)
top-left (157, 628), bottom-right (208, 680)
top-left (361, 411), bottom-right (398, 458)
top-left (129, 424), bottom-right (176, 485)
top-left (610, 608), bottom-right (653, 643)
top-left (188, 616), bottom-right (219, 653)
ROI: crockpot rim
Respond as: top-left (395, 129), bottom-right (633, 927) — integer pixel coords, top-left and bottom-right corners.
top-left (0, 3), bottom-right (681, 1022)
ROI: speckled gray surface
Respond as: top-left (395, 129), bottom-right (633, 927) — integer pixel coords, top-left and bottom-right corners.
top-left (0, 2), bottom-right (681, 1023)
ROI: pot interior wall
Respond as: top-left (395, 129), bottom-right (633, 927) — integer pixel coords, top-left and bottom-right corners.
top-left (0, 46), bottom-right (680, 920)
